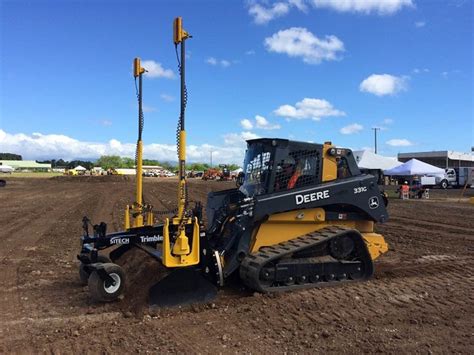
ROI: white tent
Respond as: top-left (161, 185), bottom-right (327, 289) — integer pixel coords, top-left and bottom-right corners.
top-left (353, 150), bottom-right (401, 170)
top-left (0, 164), bottom-right (14, 173)
top-left (231, 167), bottom-right (243, 174)
top-left (74, 165), bottom-right (87, 171)
top-left (384, 158), bottom-right (444, 176)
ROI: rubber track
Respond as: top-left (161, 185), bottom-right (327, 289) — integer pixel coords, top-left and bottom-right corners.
top-left (240, 226), bottom-right (371, 293)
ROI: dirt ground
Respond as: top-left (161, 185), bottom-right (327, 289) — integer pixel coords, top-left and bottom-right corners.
top-left (0, 177), bottom-right (473, 354)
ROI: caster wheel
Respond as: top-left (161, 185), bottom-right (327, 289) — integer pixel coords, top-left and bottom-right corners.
top-left (88, 263), bottom-right (125, 302)
top-left (78, 255), bottom-right (112, 285)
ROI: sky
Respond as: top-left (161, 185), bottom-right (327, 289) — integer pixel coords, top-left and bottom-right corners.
top-left (0, 0), bottom-right (473, 164)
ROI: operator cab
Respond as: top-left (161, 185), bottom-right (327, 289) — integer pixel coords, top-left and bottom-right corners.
top-left (239, 138), bottom-right (360, 197)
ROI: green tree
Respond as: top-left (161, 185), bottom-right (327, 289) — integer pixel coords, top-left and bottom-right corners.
top-left (55, 159), bottom-right (69, 168)
top-left (227, 164), bottom-right (240, 171)
top-left (186, 162), bottom-right (210, 171)
top-left (122, 157), bottom-right (135, 168)
top-left (95, 155), bottom-right (123, 169)
top-left (0, 153), bottom-right (22, 160)
top-left (142, 159), bottom-right (161, 166)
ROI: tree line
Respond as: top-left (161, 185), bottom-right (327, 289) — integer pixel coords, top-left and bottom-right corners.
top-left (0, 153), bottom-right (22, 160)
top-left (32, 155), bottom-right (240, 171)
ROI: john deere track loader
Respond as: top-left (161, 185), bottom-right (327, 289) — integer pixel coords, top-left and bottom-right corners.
top-left (77, 17), bottom-right (388, 307)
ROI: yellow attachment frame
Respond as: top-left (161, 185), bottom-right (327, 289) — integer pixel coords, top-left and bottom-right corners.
top-left (157, 16), bottom-right (198, 268)
top-left (162, 217), bottom-right (200, 267)
top-left (124, 204), bottom-right (155, 230)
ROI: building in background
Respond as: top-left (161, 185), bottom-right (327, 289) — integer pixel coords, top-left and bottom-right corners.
top-left (398, 151), bottom-right (474, 169)
top-left (0, 160), bottom-right (51, 171)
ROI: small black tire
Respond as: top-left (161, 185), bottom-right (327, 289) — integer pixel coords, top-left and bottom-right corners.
top-left (88, 263), bottom-right (125, 302)
top-left (440, 180), bottom-right (448, 189)
top-left (78, 255), bottom-right (112, 285)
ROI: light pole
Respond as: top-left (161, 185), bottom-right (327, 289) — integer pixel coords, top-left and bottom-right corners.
top-left (372, 127), bottom-right (380, 154)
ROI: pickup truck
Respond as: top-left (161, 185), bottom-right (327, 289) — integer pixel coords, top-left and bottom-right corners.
top-left (429, 168), bottom-right (473, 189)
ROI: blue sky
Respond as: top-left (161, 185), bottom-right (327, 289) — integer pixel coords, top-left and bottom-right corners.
top-left (0, 0), bottom-right (472, 163)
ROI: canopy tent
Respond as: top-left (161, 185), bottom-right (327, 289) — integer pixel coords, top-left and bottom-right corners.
top-left (384, 158), bottom-right (444, 176)
top-left (74, 165), bottom-right (87, 171)
top-left (353, 150), bottom-right (401, 171)
top-left (0, 164), bottom-right (14, 173)
top-left (231, 168), bottom-right (243, 174)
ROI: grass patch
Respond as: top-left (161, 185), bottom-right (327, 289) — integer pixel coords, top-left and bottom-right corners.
top-left (7, 172), bottom-right (63, 178)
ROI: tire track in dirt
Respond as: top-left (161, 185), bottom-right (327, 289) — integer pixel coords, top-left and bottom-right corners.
top-left (1, 179), bottom-right (473, 353)
top-left (10, 182), bottom-right (127, 310)
top-left (389, 216), bottom-right (474, 236)
top-left (0, 181), bottom-right (142, 353)
top-left (0, 182), bottom-right (105, 351)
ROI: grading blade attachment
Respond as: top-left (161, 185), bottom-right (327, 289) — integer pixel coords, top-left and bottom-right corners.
top-left (149, 268), bottom-right (217, 307)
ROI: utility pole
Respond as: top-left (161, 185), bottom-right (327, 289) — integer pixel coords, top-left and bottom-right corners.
top-left (372, 127), bottom-right (380, 154)
top-left (210, 151), bottom-right (213, 168)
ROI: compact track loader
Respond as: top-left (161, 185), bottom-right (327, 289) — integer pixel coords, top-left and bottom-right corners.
top-left (77, 17), bottom-right (389, 307)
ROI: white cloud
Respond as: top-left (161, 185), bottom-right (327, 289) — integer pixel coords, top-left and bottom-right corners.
top-left (312, 0), bottom-right (413, 15)
top-left (245, 50), bottom-right (256, 55)
top-left (359, 74), bottom-right (408, 96)
top-left (383, 118), bottom-right (394, 125)
top-left (247, 0), bottom-right (411, 24)
top-left (386, 138), bottom-right (414, 147)
top-left (248, 2), bottom-right (290, 24)
top-left (412, 68), bottom-right (429, 74)
top-left (206, 57), bottom-right (218, 65)
top-left (264, 27), bottom-right (344, 64)
top-left (441, 70), bottom-right (460, 79)
top-left (274, 98), bottom-right (345, 121)
top-left (0, 129), bottom-right (247, 164)
top-left (206, 57), bottom-right (232, 68)
top-left (223, 131), bottom-right (260, 146)
top-left (100, 120), bottom-right (112, 127)
top-left (242, 131), bottom-right (260, 141)
top-left (240, 118), bottom-right (254, 130)
top-left (141, 60), bottom-right (175, 79)
top-left (415, 21), bottom-right (426, 28)
top-left (143, 105), bottom-right (157, 113)
top-left (255, 115), bottom-right (281, 130)
top-left (289, 0), bottom-right (308, 12)
top-left (240, 116), bottom-right (281, 130)
top-left (160, 94), bottom-right (175, 102)
top-left (340, 123), bottom-right (363, 135)
top-left (220, 60), bottom-right (231, 68)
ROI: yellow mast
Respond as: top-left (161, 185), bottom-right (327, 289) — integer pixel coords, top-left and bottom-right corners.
top-left (125, 58), bottom-right (146, 229)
